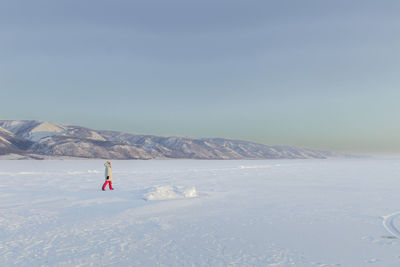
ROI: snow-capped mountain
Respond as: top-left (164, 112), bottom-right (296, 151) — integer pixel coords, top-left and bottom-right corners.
top-left (0, 120), bottom-right (347, 159)
top-left (0, 126), bottom-right (35, 156)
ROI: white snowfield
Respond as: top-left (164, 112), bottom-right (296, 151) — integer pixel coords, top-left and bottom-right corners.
top-left (1, 159), bottom-right (400, 266)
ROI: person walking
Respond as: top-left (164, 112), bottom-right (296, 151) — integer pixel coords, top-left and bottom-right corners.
top-left (102, 161), bottom-right (114, 191)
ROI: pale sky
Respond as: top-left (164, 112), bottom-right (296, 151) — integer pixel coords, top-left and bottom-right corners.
top-left (1, 0), bottom-right (400, 154)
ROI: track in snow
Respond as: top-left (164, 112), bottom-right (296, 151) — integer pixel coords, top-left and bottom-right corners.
top-left (382, 212), bottom-right (400, 239)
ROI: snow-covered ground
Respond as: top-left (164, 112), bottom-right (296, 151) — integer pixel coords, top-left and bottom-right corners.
top-left (1, 159), bottom-right (400, 266)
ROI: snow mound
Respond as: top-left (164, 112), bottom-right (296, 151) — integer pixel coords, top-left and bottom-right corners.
top-left (239, 164), bottom-right (279, 169)
top-left (144, 186), bottom-right (197, 201)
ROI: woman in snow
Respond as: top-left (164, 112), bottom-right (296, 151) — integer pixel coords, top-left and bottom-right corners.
top-left (102, 161), bottom-right (114, 191)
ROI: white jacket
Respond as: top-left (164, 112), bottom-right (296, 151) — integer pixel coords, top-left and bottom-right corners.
top-left (104, 162), bottom-right (113, 181)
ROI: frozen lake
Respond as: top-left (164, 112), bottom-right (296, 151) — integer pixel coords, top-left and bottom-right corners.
top-left (1, 159), bottom-right (400, 266)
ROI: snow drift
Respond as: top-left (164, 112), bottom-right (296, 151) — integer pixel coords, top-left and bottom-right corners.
top-left (144, 186), bottom-right (198, 201)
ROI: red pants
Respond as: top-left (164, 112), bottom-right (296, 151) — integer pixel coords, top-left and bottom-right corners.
top-left (102, 181), bottom-right (114, 190)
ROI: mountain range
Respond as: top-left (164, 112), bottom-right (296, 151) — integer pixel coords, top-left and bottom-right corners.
top-left (0, 120), bottom-right (347, 160)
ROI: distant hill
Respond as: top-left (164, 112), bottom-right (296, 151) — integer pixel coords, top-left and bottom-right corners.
top-left (0, 120), bottom-right (348, 160)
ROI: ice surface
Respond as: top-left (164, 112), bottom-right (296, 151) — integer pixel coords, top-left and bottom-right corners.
top-left (1, 159), bottom-right (400, 266)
